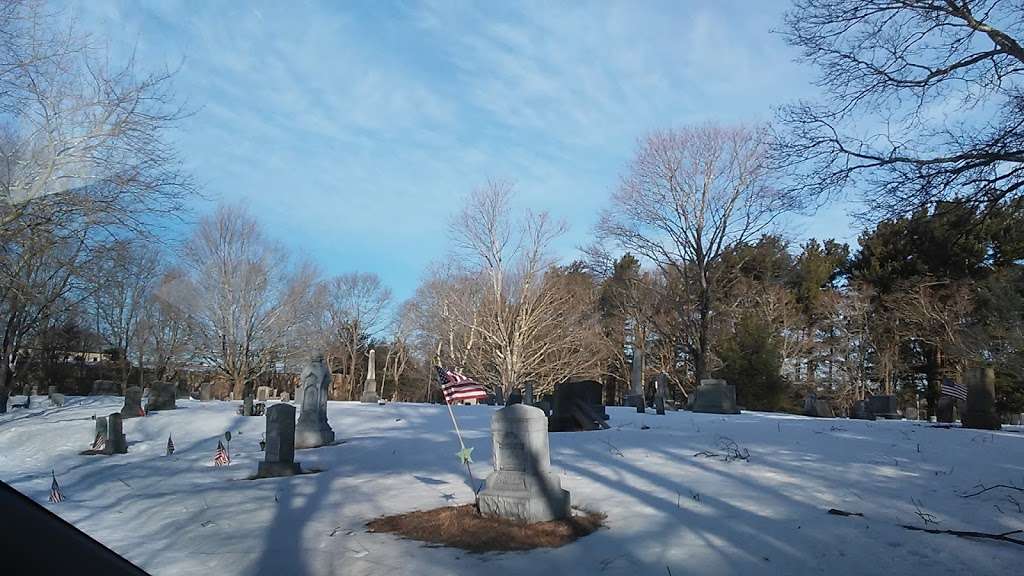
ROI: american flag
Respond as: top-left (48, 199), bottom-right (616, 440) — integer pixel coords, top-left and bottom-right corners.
top-left (435, 366), bottom-right (487, 404)
top-left (214, 440), bottom-right (230, 466)
top-left (166, 434), bottom-right (175, 456)
top-left (49, 470), bottom-right (64, 503)
top-left (941, 379), bottom-right (968, 402)
top-left (91, 433), bottom-right (106, 451)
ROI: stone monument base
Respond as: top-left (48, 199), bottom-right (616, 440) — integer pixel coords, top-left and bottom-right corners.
top-left (256, 461), bottom-right (302, 478)
top-left (689, 379), bottom-right (740, 414)
top-left (477, 470), bottom-right (571, 523)
top-left (295, 427), bottom-right (335, 449)
top-left (360, 389), bottom-right (379, 403)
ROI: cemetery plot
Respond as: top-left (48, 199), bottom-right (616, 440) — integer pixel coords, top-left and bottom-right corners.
top-left (2, 397), bottom-right (1023, 576)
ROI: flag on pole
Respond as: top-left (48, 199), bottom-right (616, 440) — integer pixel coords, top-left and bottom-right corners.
top-left (49, 470), bottom-right (64, 503)
top-left (166, 434), bottom-right (175, 456)
top-left (214, 440), bottom-right (230, 466)
top-left (91, 433), bottom-right (106, 451)
top-left (941, 379), bottom-right (968, 402)
top-left (435, 366), bottom-right (487, 404)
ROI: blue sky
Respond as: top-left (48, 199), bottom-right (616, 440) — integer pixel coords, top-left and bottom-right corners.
top-left (67, 0), bottom-right (856, 300)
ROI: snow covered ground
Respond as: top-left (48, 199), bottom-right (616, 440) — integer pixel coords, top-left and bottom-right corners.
top-left (1, 395), bottom-right (1023, 575)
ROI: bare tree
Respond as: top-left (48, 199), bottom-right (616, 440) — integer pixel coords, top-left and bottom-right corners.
top-left (320, 272), bottom-right (392, 399)
top-left (441, 181), bottom-right (602, 396)
top-left (138, 266), bottom-right (192, 383)
top-left (777, 0), bottom-right (1024, 218)
top-left (598, 124), bottom-right (793, 381)
top-left (0, 2), bottom-right (192, 406)
top-left (175, 205), bottom-right (317, 398)
top-left (90, 238), bottom-right (159, 392)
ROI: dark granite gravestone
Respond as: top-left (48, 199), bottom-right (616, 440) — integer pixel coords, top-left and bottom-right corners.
top-left (145, 382), bottom-right (177, 411)
top-left (803, 394), bottom-right (834, 418)
top-left (962, 366), bottom-right (1001, 430)
top-left (243, 395), bottom-right (254, 416)
top-left (548, 380), bottom-right (610, 432)
top-left (689, 379), bottom-right (740, 414)
top-left (257, 404), bottom-right (302, 477)
top-left (867, 395), bottom-right (899, 419)
top-left (850, 399), bottom-right (875, 420)
top-left (91, 380), bottom-right (120, 396)
top-left (103, 413), bottom-right (127, 455)
top-left (654, 373), bottom-right (668, 415)
top-left (295, 354), bottom-right (334, 448)
top-left (524, 381), bottom-right (534, 406)
top-left (0, 388), bottom-right (8, 414)
top-left (478, 404), bottom-right (571, 522)
top-left (507, 389), bottom-right (523, 405)
top-left (121, 387), bottom-right (144, 419)
top-left (199, 383), bottom-right (213, 401)
top-left (936, 395), bottom-right (956, 423)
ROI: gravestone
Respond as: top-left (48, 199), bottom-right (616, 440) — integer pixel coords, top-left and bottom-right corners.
top-left (867, 395), bottom-right (899, 419)
top-left (280, 391), bottom-right (290, 403)
top-left (295, 353), bottom-right (335, 448)
top-left (803, 394), bottom-right (834, 418)
top-left (689, 379), bottom-right (740, 414)
top-left (625, 353), bottom-right (645, 410)
top-left (936, 395), bottom-right (956, 423)
top-left (293, 386), bottom-right (303, 407)
top-left (94, 416), bottom-right (108, 446)
top-left (548, 380), bottom-right (609, 432)
top-left (257, 403), bottom-right (302, 477)
top-left (121, 387), bottom-right (144, 419)
top-left (524, 381), bottom-right (534, 406)
top-left (48, 385), bottom-right (57, 398)
top-left (478, 404), bottom-right (571, 523)
top-left (243, 395), bottom-right (254, 417)
top-left (850, 400), bottom-right (875, 420)
top-left (199, 382), bottom-right (213, 401)
top-left (145, 382), bottom-right (177, 411)
top-left (31, 385), bottom-right (38, 397)
top-left (904, 406), bottom-right (919, 421)
top-left (0, 388), bottom-right (8, 414)
top-left (103, 413), bottom-right (127, 455)
top-left (962, 366), bottom-right (1001, 430)
top-left (256, 386), bottom-right (271, 402)
top-left (654, 373), bottom-right (668, 415)
top-left (507, 389), bottom-right (523, 405)
top-left (90, 380), bottom-right (119, 396)
top-left (360, 349), bottom-right (379, 403)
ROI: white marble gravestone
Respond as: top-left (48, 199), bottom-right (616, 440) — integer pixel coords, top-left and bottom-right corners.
top-left (477, 404), bottom-right (571, 523)
top-left (360, 349), bottom-right (379, 403)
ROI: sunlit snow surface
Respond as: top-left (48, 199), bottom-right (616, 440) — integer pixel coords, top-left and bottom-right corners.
top-left (2, 395), bottom-right (1022, 575)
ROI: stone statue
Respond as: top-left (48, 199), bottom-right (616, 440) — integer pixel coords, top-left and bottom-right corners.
top-left (295, 353), bottom-right (334, 448)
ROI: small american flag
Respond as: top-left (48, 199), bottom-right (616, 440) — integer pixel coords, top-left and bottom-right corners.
top-left (435, 366), bottom-right (487, 404)
top-left (49, 470), bottom-right (64, 503)
top-left (941, 379), bottom-right (968, 402)
top-left (91, 433), bottom-right (106, 451)
top-left (214, 440), bottom-right (230, 466)
top-left (166, 434), bottom-right (175, 456)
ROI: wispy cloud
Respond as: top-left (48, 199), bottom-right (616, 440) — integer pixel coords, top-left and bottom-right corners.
top-left (67, 0), bottom-right (841, 299)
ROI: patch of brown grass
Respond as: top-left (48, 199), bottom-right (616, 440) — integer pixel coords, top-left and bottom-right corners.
top-left (366, 504), bottom-right (606, 552)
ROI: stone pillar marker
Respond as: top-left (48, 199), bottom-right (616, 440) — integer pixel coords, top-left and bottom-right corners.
top-left (626, 350), bottom-right (645, 410)
top-left (523, 381), bottom-right (534, 406)
top-left (654, 373), bottom-right (667, 415)
top-left (104, 413), bottom-right (127, 455)
top-left (360, 349), bottom-right (379, 403)
top-left (243, 395), bottom-right (254, 417)
top-left (477, 404), bottom-right (571, 523)
top-left (295, 353), bottom-right (335, 448)
top-left (199, 382), bottom-right (213, 401)
top-left (963, 366), bottom-right (1001, 430)
top-left (257, 403), bottom-right (302, 477)
top-left (121, 387), bottom-right (144, 419)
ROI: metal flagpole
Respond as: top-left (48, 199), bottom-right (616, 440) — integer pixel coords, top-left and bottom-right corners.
top-left (438, 366), bottom-right (478, 493)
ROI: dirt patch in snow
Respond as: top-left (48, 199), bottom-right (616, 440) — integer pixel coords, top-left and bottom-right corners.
top-left (366, 504), bottom-right (606, 552)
